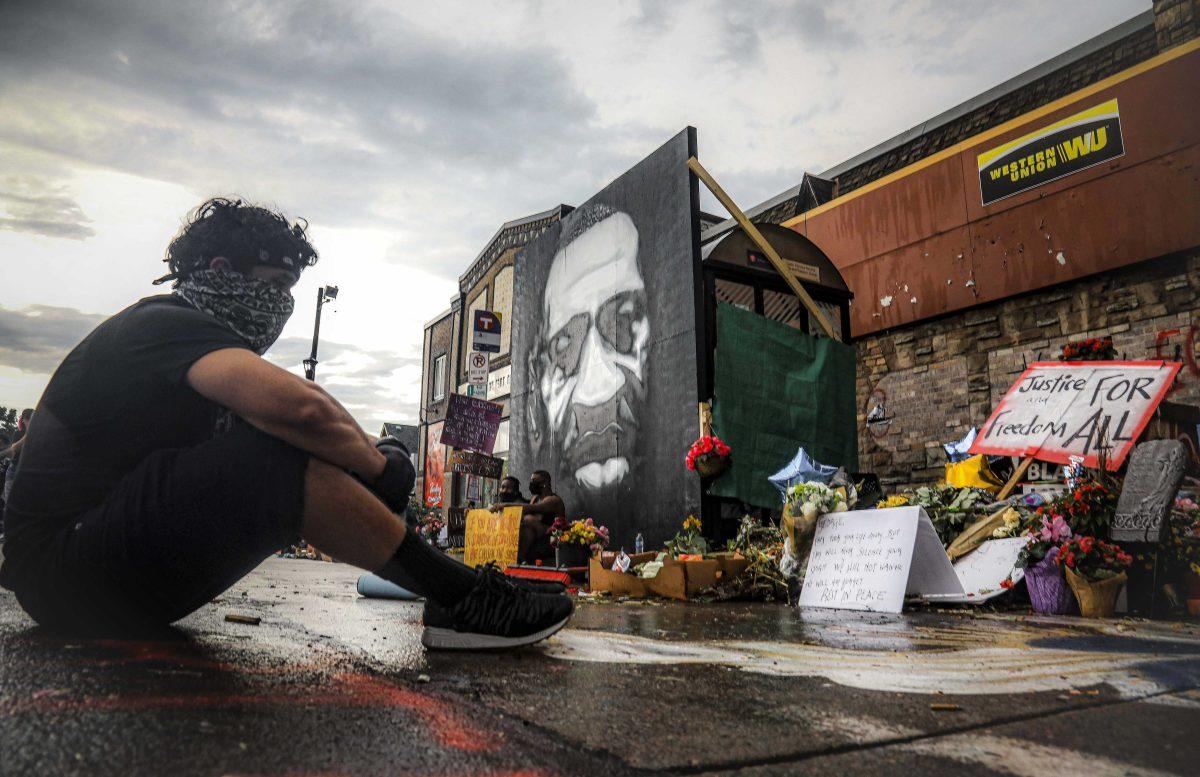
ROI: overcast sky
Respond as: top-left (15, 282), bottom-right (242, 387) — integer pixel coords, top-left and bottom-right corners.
top-left (0, 0), bottom-right (1147, 431)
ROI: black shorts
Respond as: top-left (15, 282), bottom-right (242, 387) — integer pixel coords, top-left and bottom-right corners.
top-left (8, 424), bottom-right (308, 635)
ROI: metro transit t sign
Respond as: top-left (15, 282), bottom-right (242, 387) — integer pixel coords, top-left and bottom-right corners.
top-left (472, 310), bottom-right (502, 353)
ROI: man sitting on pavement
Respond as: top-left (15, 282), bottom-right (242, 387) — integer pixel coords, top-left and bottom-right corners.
top-left (0, 197), bottom-right (573, 650)
top-left (517, 470), bottom-right (567, 564)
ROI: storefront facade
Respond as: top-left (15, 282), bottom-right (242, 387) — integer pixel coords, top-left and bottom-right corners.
top-left (416, 207), bottom-right (571, 517)
top-left (711, 4), bottom-right (1200, 487)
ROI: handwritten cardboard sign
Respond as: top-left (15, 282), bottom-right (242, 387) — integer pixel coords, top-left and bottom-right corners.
top-left (800, 507), bottom-right (959, 613)
top-left (970, 361), bottom-right (1180, 469)
top-left (463, 506), bottom-right (522, 568)
top-left (440, 393), bottom-right (503, 454)
top-left (448, 449), bottom-right (504, 479)
top-left (799, 507), bottom-right (1024, 613)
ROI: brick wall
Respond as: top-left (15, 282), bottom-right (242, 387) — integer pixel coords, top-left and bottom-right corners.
top-left (1155, 0), bottom-right (1200, 50)
top-left (856, 250), bottom-right (1200, 486)
top-left (424, 313), bottom-right (455, 424)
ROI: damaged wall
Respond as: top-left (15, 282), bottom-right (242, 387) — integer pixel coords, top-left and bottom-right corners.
top-left (857, 249), bottom-right (1200, 486)
top-left (786, 40), bottom-right (1200, 338)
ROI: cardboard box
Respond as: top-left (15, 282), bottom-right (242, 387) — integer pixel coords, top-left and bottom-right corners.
top-left (589, 552), bottom-right (751, 600)
top-left (589, 552), bottom-right (659, 597)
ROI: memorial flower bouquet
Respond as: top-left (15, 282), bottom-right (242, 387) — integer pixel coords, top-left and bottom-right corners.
top-left (686, 434), bottom-right (731, 478)
top-left (1056, 536), bottom-right (1132, 580)
top-left (1057, 535), bottom-right (1132, 617)
top-left (666, 514), bottom-right (708, 557)
top-left (418, 512), bottom-right (446, 543)
top-left (1059, 336), bottom-right (1117, 361)
top-left (1016, 514), bottom-right (1074, 568)
top-left (786, 482), bottom-right (849, 521)
top-left (1156, 497), bottom-right (1200, 577)
top-left (549, 517), bottom-right (611, 554)
top-left (1033, 479), bottom-right (1118, 537)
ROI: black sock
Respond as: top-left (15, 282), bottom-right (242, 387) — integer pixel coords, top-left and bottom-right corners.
top-left (374, 531), bottom-right (477, 607)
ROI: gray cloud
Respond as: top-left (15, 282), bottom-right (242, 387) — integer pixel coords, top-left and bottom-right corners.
top-left (0, 304), bottom-right (106, 373)
top-left (0, 0), bottom-right (614, 278)
top-left (0, 177), bottom-right (95, 240)
top-left (715, 1), bottom-right (860, 66)
top-left (264, 334), bottom-right (422, 429)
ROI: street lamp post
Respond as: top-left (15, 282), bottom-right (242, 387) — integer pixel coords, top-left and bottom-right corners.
top-left (303, 285), bottom-right (339, 381)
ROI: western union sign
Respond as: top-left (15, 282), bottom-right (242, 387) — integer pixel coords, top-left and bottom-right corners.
top-left (977, 99), bottom-right (1124, 206)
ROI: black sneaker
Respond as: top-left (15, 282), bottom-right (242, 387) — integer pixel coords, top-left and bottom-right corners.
top-left (422, 565), bottom-right (574, 650)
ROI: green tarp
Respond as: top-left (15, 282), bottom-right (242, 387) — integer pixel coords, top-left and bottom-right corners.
top-left (708, 303), bottom-right (858, 509)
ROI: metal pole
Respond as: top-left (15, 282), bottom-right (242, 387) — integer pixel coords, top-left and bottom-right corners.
top-left (304, 287), bottom-right (325, 381)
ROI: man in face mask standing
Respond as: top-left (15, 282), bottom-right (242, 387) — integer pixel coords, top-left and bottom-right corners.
top-left (0, 198), bottom-right (572, 649)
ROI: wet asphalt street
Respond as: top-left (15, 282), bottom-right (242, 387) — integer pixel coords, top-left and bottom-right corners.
top-left (2, 557), bottom-right (1200, 776)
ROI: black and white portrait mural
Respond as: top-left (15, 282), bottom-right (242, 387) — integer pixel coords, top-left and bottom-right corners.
top-left (511, 128), bottom-right (702, 547)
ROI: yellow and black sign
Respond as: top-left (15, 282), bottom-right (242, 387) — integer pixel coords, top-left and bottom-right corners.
top-left (977, 99), bottom-right (1124, 206)
top-left (463, 506), bottom-right (522, 568)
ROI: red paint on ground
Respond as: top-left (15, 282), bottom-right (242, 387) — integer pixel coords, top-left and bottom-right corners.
top-left (2, 670), bottom-right (500, 754)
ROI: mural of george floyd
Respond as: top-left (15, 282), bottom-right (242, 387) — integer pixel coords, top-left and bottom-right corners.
top-left (510, 128), bottom-right (703, 548)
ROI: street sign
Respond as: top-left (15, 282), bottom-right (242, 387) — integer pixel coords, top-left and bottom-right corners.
top-left (448, 449), bottom-right (505, 479)
top-left (468, 351), bottom-right (488, 387)
top-left (472, 310), bottom-right (502, 353)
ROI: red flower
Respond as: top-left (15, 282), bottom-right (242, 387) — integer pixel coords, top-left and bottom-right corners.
top-left (1000, 578), bottom-right (1014, 589)
top-left (1079, 536), bottom-right (1095, 554)
top-left (1065, 552), bottom-right (1076, 567)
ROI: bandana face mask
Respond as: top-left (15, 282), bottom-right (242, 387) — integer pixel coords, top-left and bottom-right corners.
top-left (174, 269), bottom-right (295, 354)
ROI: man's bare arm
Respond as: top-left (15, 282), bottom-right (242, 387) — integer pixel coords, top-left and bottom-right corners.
top-left (0, 436), bottom-right (25, 459)
top-left (523, 496), bottom-right (565, 517)
top-left (187, 348), bottom-right (385, 479)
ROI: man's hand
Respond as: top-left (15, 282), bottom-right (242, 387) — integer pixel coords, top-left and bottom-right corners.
top-left (367, 437), bottom-right (415, 515)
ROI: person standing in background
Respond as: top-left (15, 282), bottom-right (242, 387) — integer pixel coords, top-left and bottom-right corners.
top-left (1, 409), bottom-right (34, 540)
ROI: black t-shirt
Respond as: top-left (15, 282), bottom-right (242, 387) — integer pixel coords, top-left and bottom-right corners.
top-left (1, 295), bottom-right (249, 569)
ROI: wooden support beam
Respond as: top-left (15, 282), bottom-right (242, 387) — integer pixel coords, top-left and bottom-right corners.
top-left (997, 457), bottom-right (1034, 501)
top-left (687, 156), bottom-right (840, 341)
top-left (698, 401), bottom-right (713, 437)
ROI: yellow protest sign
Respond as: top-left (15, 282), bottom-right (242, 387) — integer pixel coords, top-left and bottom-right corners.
top-left (463, 506), bottom-right (522, 568)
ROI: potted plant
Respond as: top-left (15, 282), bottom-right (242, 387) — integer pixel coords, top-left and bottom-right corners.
top-left (1017, 514), bottom-right (1077, 615)
top-left (686, 435), bottom-right (731, 479)
top-left (1056, 536), bottom-right (1133, 618)
top-left (550, 517), bottom-right (610, 568)
top-left (665, 514), bottom-right (708, 559)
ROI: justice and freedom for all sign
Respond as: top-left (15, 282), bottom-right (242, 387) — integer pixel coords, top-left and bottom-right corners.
top-left (970, 361), bottom-right (1180, 470)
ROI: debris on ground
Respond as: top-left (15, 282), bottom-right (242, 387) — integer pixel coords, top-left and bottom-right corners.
top-left (224, 613), bottom-right (262, 626)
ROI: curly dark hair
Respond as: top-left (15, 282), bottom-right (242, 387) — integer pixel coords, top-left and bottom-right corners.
top-left (154, 197), bottom-right (319, 286)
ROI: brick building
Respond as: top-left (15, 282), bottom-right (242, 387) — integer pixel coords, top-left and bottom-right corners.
top-left (705, 2), bottom-right (1200, 488)
top-left (416, 206), bottom-right (572, 513)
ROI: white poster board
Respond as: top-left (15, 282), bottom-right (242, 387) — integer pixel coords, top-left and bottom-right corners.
top-left (969, 361), bottom-right (1180, 469)
top-left (919, 537), bottom-right (1026, 604)
top-left (799, 508), bottom-right (1024, 613)
top-left (800, 507), bottom-right (958, 613)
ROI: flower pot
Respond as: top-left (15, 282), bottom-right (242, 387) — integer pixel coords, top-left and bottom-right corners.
top-left (695, 452), bottom-right (729, 479)
top-left (555, 543), bottom-right (591, 569)
top-left (1186, 570), bottom-right (1200, 599)
top-left (1186, 570), bottom-right (1200, 618)
top-left (1064, 566), bottom-right (1126, 618)
top-left (1024, 550), bottom-right (1077, 615)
